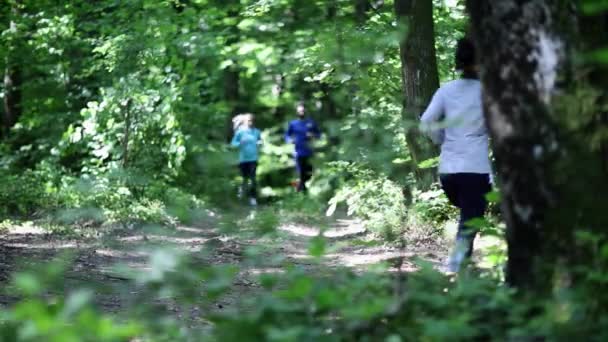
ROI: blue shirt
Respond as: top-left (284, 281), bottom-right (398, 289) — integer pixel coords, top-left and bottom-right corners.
top-left (231, 128), bottom-right (261, 163)
top-left (285, 118), bottom-right (321, 157)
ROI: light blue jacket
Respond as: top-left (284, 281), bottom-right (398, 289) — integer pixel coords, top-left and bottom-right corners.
top-left (231, 128), bottom-right (261, 163)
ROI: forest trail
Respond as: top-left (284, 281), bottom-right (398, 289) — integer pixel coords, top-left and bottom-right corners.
top-left (0, 208), bottom-right (450, 322)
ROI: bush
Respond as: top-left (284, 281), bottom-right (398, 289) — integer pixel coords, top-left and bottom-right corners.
top-left (411, 182), bottom-right (458, 225)
top-left (54, 174), bottom-right (199, 228)
top-left (327, 162), bottom-right (407, 241)
top-left (5, 249), bottom-right (608, 341)
top-left (277, 193), bottom-right (328, 225)
top-left (0, 169), bottom-right (60, 217)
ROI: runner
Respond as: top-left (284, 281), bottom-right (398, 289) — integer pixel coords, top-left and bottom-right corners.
top-left (285, 102), bottom-right (321, 193)
top-left (420, 37), bottom-right (492, 272)
top-left (231, 113), bottom-right (262, 206)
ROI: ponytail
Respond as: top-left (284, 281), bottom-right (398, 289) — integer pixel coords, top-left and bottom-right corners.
top-left (232, 114), bottom-right (245, 131)
top-left (232, 113), bottom-right (254, 131)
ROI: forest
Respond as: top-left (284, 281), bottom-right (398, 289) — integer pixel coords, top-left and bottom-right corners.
top-left (0, 0), bottom-right (607, 340)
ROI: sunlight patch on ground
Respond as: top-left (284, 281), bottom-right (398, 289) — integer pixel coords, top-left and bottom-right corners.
top-left (95, 249), bottom-right (149, 259)
top-left (286, 253), bottom-right (312, 260)
top-left (5, 222), bottom-right (46, 235)
top-left (279, 219), bottom-right (365, 238)
top-left (247, 267), bottom-right (285, 275)
top-left (118, 235), bottom-right (147, 243)
top-left (147, 236), bottom-right (211, 245)
top-left (118, 235), bottom-right (211, 244)
top-left (325, 251), bottom-right (401, 267)
top-left (174, 226), bottom-right (214, 234)
top-left (4, 241), bottom-right (88, 249)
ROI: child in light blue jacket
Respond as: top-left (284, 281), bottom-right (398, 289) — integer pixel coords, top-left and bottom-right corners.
top-left (231, 113), bottom-right (262, 206)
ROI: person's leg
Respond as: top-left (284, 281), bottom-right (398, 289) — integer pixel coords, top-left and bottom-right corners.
top-left (456, 173), bottom-right (491, 258)
top-left (302, 157), bottom-right (313, 191)
top-left (238, 163), bottom-right (248, 198)
top-left (441, 174), bottom-right (466, 271)
top-left (295, 157), bottom-right (302, 191)
top-left (248, 162), bottom-right (257, 199)
top-left (439, 174), bottom-right (460, 208)
top-left (296, 157), bottom-right (310, 192)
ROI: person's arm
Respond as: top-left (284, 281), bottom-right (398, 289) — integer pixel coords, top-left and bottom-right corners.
top-left (285, 122), bottom-right (293, 143)
top-left (256, 129), bottom-right (263, 146)
top-left (420, 89), bottom-right (445, 145)
top-left (230, 130), bottom-right (241, 147)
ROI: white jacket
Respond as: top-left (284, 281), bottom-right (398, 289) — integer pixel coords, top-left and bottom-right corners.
top-left (420, 79), bottom-right (492, 174)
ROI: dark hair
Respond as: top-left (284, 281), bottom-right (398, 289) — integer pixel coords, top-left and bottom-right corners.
top-left (455, 37), bottom-right (476, 71)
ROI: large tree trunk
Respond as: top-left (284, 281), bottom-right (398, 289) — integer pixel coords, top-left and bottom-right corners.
top-left (394, 0), bottom-right (440, 190)
top-left (223, 3), bottom-right (241, 141)
top-left (3, 3), bottom-right (22, 136)
top-left (3, 64), bottom-right (22, 135)
top-left (354, 0), bottom-right (371, 23)
top-left (466, 0), bottom-right (570, 290)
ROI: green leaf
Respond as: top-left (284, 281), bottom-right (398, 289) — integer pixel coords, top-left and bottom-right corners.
top-left (581, 0), bottom-right (608, 14)
top-left (418, 157), bottom-right (439, 169)
top-left (13, 273), bottom-right (42, 296)
top-left (62, 289), bottom-right (94, 318)
top-left (325, 201), bottom-right (337, 217)
top-left (308, 235), bottom-right (326, 258)
top-left (485, 190), bottom-right (501, 203)
top-left (586, 47), bottom-right (608, 64)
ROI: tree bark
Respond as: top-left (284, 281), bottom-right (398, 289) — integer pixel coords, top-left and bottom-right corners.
top-left (394, 0), bottom-right (440, 190)
top-left (223, 3), bottom-right (241, 141)
top-left (122, 99), bottom-right (132, 168)
top-left (3, 64), bottom-right (22, 135)
top-left (355, 0), bottom-right (371, 24)
top-left (466, 0), bottom-right (569, 290)
top-left (3, 2), bottom-right (22, 136)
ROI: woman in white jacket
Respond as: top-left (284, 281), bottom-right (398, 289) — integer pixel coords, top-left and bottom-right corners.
top-left (420, 38), bottom-right (492, 272)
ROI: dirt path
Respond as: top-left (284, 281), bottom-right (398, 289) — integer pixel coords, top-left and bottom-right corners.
top-left (0, 210), bottom-right (448, 322)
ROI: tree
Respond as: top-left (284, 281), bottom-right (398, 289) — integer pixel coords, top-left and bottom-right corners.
top-left (223, 2), bottom-right (242, 142)
top-left (394, 0), bottom-right (440, 191)
top-left (2, 0), bottom-right (23, 136)
top-left (466, 0), bottom-right (608, 290)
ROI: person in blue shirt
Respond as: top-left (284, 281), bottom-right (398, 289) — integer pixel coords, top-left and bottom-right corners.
top-left (285, 102), bottom-right (321, 192)
top-left (231, 113), bottom-right (262, 206)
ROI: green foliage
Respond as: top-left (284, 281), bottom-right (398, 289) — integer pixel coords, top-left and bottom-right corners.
top-left (433, 0), bottom-right (467, 82)
top-left (0, 162), bottom-right (207, 230)
top-left (278, 194), bottom-right (328, 225)
top-left (251, 208), bottom-right (280, 236)
top-left (0, 0), bottom-right (465, 231)
top-left (581, 0), bottom-right (608, 14)
top-left (1, 258), bottom-right (141, 341)
top-left (412, 182), bottom-right (457, 225)
top-left (59, 74), bottom-right (186, 177)
top-left (52, 173), bottom-right (181, 227)
top-left (0, 169), bottom-right (59, 217)
top-left (4, 245), bottom-right (608, 341)
top-left (327, 162), bottom-right (407, 241)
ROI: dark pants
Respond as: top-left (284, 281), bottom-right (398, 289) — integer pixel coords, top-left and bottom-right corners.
top-left (440, 173), bottom-right (491, 258)
top-left (239, 161), bottom-right (257, 198)
top-left (296, 156), bottom-right (313, 192)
